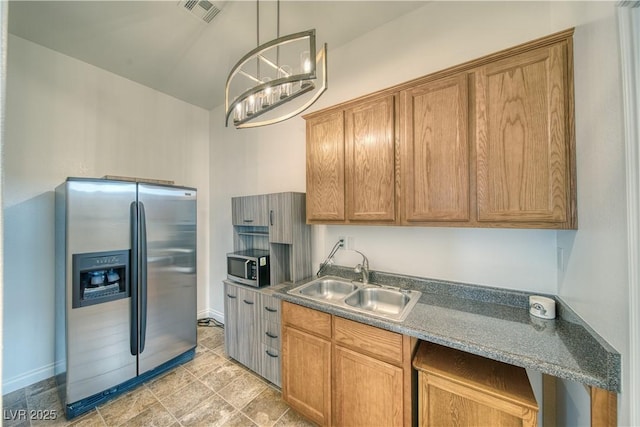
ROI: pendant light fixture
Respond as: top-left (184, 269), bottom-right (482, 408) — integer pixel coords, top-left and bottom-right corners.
top-left (225, 0), bottom-right (328, 129)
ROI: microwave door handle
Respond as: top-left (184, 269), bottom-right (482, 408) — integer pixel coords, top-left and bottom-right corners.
top-left (245, 259), bottom-right (251, 279)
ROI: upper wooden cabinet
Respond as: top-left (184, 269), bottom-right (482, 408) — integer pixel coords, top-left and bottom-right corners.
top-left (400, 74), bottom-right (470, 223)
top-left (306, 95), bottom-right (396, 224)
top-left (345, 95), bottom-right (396, 222)
top-left (475, 44), bottom-right (573, 226)
top-left (304, 29), bottom-right (576, 229)
top-left (306, 111), bottom-right (345, 222)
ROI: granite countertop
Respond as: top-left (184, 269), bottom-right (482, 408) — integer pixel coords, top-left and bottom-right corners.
top-left (271, 265), bottom-right (621, 393)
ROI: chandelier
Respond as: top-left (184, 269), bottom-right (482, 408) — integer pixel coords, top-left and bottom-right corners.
top-left (224, 1), bottom-right (328, 129)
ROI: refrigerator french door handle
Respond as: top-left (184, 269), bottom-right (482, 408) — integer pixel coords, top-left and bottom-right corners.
top-left (129, 201), bottom-right (139, 356)
top-left (139, 201), bottom-right (148, 354)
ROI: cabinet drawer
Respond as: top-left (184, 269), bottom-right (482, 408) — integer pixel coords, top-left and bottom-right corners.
top-left (333, 316), bottom-right (404, 365)
top-left (261, 294), bottom-right (281, 324)
top-left (261, 344), bottom-right (281, 386)
top-left (262, 321), bottom-right (281, 347)
top-left (282, 301), bottom-right (332, 339)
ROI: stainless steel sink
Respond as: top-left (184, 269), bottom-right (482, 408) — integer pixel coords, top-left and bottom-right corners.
top-left (296, 278), bottom-right (359, 301)
top-left (345, 287), bottom-right (411, 315)
top-left (288, 276), bottom-right (421, 322)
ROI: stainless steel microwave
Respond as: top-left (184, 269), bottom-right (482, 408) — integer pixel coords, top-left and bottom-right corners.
top-left (227, 249), bottom-right (270, 287)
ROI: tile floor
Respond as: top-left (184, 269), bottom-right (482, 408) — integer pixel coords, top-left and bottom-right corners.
top-left (2, 325), bottom-right (316, 427)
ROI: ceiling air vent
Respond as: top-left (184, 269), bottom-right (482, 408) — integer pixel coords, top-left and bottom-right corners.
top-left (178, 0), bottom-right (225, 24)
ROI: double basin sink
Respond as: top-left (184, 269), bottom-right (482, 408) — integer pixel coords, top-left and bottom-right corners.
top-left (288, 276), bottom-right (421, 322)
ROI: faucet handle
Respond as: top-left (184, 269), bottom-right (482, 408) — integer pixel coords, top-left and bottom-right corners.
top-left (354, 264), bottom-right (363, 273)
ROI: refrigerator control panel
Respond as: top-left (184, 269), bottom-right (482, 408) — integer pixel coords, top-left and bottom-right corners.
top-left (72, 250), bottom-right (130, 308)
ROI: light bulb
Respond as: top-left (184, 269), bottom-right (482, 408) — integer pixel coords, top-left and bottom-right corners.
top-left (233, 103), bottom-right (243, 124)
top-left (261, 77), bottom-right (272, 108)
top-left (278, 65), bottom-right (293, 99)
top-left (300, 51), bottom-right (312, 88)
top-left (245, 93), bottom-right (255, 116)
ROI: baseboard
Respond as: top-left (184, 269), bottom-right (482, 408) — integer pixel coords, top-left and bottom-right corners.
top-left (2, 361), bottom-right (56, 395)
top-left (197, 308), bottom-right (224, 325)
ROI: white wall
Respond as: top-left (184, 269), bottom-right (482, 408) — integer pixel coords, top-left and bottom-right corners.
top-left (209, 1), bottom-right (629, 424)
top-left (554, 3), bottom-right (630, 425)
top-left (2, 35), bottom-right (210, 393)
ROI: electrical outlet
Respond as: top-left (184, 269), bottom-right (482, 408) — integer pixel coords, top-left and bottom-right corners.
top-left (345, 236), bottom-right (354, 250)
top-left (337, 236), bottom-right (354, 250)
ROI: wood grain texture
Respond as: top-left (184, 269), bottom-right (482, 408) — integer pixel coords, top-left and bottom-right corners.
top-left (590, 387), bottom-right (617, 427)
top-left (304, 29), bottom-right (575, 230)
top-left (475, 44), bottom-right (569, 224)
top-left (280, 304), bottom-right (415, 426)
top-left (223, 282), bottom-right (263, 374)
top-left (345, 95), bottom-right (396, 222)
top-left (414, 342), bottom-right (538, 427)
top-left (235, 286), bottom-right (262, 373)
top-left (401, 74), bottom-right (470, 222)
top-left (268, 192), bottom-right (294, 244)
top-left (231, 195), bottom-right (269, 226)
top-left (333, 345), bottom-right (404, 427)
top-left (223, 282), bottom-right (239, 360)
top-left (333, 316), bottom-right (404, 365)
top-left (282, 325), bottom-right (332, 426)
top-left (282, 301), bottom-right (332, 339)
top-left (261, 343), bottom-right (281, 387)
top-left (306, 112), bottom-right (345, 222)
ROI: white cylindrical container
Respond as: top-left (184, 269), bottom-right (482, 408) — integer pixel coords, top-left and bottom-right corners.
top-left (529, 295), bottom-right (556, 319)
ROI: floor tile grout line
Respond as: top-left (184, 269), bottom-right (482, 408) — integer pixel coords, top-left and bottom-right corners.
top-left (143, 383), bottom-right (183, 427)
top-left (6, 327), bottom-right (305, 427)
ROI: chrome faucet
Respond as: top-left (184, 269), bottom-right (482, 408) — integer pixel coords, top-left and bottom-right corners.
top-left (353, 250), bottom-right (369, 284)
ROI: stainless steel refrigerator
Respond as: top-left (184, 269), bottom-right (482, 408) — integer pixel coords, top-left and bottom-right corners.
top-left (55, 178), bottom-right (197, 418)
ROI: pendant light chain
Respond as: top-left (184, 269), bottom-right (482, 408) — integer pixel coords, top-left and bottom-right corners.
top-left (276, 0), bottom-right (280, 70)
top-left (256, 0), bottom-right (260, 79)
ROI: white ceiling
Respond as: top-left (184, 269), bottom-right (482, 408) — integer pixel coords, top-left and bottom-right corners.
top-left (8, 1), bottom-right (427, 110)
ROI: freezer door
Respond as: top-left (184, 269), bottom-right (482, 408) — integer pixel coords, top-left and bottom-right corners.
top-left (64, 179), bottom-right (137, 403)
top-left (137, 184), bottom-right (197, 374)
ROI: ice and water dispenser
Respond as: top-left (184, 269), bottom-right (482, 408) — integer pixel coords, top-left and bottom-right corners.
top-left (72, 250), bottom-right (130, 308)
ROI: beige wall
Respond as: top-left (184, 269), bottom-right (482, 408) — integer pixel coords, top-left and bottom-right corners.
top-left (2, 34), bottom-right (210, 393)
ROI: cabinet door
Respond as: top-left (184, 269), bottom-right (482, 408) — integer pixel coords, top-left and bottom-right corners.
top-left (223, 283), bottom-right (239, 359)
top-left (235, 287), bottom-right (261, 373)
top-left (475, 43), bottom-right (572, 225)
top-left (401, 75), bottom-right (470, 222)
top-left (306, 111), bottom-right (345, 222)
top-left (345, 95), bottom-right (396, 222)
top-left (268, 193), bottom-right (293, 244)
top-left (232, 195), bottom-right (268, 226)
top-left (261, 343), bottom-right (281, 387)
top-left (282, 325), bottom-right (332, 426)
top-left (333, 345), bottom-right (404, 427)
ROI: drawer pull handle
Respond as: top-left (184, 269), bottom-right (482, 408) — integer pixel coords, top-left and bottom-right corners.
top-left (265, 307), bottom-right (278, 313)
top-left (265, 332), bottom-right (278, 339)
top-left (243, 219), bottom-right (254, 223)
top-left (243, 299), bottom-right (254, 305)
top-left (265, 350), bottom-right (279, 358)
top-left (227, 294), bottom-right (237, 299)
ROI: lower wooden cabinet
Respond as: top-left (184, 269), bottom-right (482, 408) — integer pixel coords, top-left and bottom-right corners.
top-left (282, 324), bottom-right (332, 425)
top-left (333, 345), bottom-right (404, 426)
top-left (281, 301), bottom-right (417, 427)
top-left (413, 341), bottom-right (538, 427)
